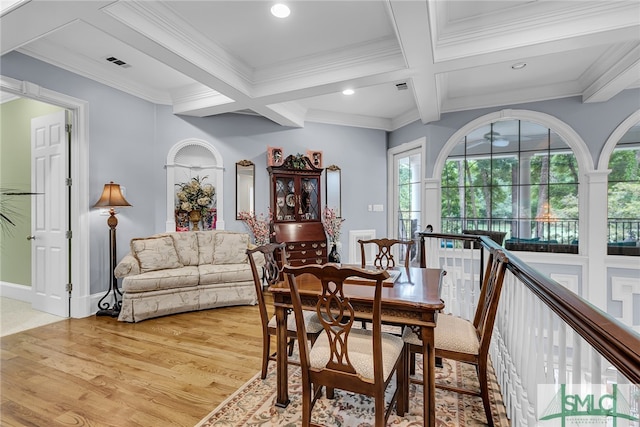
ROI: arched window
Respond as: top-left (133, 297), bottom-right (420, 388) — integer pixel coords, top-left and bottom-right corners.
top-left (441, 119), bottom-right (579, 253)
top-left (607, 121), bottom-right (640, 256)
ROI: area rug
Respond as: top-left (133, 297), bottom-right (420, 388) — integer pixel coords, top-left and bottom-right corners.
top-left (196, 354), bottom-right (510, 426)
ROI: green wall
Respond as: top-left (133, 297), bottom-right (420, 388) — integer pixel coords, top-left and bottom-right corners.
top-left (0, 97), bottom-right (64, 286)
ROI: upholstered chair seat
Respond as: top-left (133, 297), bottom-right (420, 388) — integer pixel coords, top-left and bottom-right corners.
top-left (310, 328), bottom-right (404, 380)
top-left (403, 314), bottom-right (479, 355)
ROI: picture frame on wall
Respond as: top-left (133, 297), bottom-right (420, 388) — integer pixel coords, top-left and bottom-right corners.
top-left (306, 150), bottom-right (323, 168)
top-left (267, 146), bottom-right (284, 166)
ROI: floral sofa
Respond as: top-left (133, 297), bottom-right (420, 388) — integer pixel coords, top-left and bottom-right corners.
top-left (114, 230), bottom-right (264, 322)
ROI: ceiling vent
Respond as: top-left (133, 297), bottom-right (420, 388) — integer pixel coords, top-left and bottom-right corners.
top-left (395, 82), bottom-right (408, 91)
top-left (105, 56), bottom-right (131, 69)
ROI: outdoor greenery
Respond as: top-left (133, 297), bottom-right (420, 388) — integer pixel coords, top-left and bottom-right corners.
top-left (440, 128), bottom-right (639, 248)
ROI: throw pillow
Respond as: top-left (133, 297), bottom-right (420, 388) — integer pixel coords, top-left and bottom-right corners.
top-left (213, 232), bottom-right (249, 264)
top-left (166, 232), bottom-right (199, 266)
top-left (196, 231), bottom-right (215, 264)
top-left (131, 236), bottom-right (183, 273)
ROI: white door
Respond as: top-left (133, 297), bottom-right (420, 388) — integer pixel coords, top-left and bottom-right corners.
top-left (31, 110), bottom-right (69, 316)
top-left (390, 145), bottom-right (423, 265)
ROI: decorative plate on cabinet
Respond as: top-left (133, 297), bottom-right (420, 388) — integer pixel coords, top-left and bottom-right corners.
top-left (286, 194), bottom-right (295, 207)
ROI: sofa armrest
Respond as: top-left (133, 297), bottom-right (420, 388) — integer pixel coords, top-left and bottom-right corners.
top-left (114, 253), bottom-right (140, 278)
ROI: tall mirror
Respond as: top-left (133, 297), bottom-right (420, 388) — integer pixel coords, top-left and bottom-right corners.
top-left (325, 164), bottom-right (341, 217)
top-left (236, 160), bottom-right (255, 218)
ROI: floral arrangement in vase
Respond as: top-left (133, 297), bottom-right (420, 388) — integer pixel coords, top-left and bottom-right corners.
top-left (322, 206), bottom-right (345, 262)
top-left (175, 175), bottom-right (215, 230)
top-left (238, 210), bottom-right (275, 245)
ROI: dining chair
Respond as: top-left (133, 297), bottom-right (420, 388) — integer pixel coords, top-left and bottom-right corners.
top-left (282, 263), bottom-right (407, 426)
top-left (246, 243), bottom-right (323, 379)
top-left (358, 238), bottom-right (415, 270)
top-left (402, 248), bottom-right (509, 427)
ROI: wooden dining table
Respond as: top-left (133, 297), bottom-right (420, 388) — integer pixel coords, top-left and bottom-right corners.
top-left (269, 265), bottom-right (445, 427)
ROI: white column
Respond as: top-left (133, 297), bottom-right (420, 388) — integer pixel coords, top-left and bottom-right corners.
top-left (584, 170), bottom-right (610, 309)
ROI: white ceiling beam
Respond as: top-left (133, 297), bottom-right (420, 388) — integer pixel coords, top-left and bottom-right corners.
top-left (0, 1), bottom-right (111, 55)
top-left (388, 0), bottom-right (440, 124)
top-left (583, 43), bottom-right (640, 103)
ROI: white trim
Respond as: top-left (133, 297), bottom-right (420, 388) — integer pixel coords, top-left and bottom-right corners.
top-left (433, 109), bottom-right (593, 179)
top-left (0, 281), bottom-right (32, 302)
top-left (165, 138), bottom-right (225, 232)
top-left (387, 137), bottom-right (427, 238)
top-left (348, 229), bottom-right (376, 265)
top-left (597, 109), bottom-right (640, 170)
top-left (1, 74), bottom-right (91, 318)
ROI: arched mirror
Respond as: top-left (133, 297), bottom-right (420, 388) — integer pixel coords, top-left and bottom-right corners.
top-left (325, 164), bottom-right (341, 217)
top-left (236, 160), bottom-right (255, 218)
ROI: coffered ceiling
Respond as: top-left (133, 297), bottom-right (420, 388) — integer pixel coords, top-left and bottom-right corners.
top-left (1, 1), bottom-right (639, 131)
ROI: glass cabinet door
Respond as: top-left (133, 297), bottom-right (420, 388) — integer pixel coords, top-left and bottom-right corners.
top-left (300, 177), bottom-right (319, 221)
top-left (274, 176), bottom-right (296, 221)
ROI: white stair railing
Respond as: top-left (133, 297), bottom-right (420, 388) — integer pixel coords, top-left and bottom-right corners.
top-left (417, 232), bottom-right (640, 427)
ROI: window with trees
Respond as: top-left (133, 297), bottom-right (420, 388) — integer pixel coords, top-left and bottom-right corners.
top-left (441, 120), bottom-right (579, 253)
top-left (607, 122), bottom-right (640, 256)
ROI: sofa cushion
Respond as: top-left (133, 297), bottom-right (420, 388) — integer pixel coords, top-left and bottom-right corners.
top-left (122, 266), bottom-right (200, 293)
top-left (213, 232), bottom-right (249, 264)
top-left (198, 263), bottom-right (253, 285)
top-left (197, 231), bottom-right (215, 265)
top-left (131, 236), bottom-right (183, 273)
top-left (166, 232), bottom-right (199, 266)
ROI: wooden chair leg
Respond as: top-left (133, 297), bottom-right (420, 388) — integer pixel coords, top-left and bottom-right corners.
top-left (479, 363), bottom-right (494, 427)
top-left (261, 334), bottom-right (270, 379)
top-left (397, 347), bottom-right (407, 416)
top-left (287, 338), bottom-right (295, 356)
top-left (409, 350), bottom-right (416, 375)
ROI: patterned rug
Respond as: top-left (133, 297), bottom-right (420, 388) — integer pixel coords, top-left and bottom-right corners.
top-left (196, 354), bottom-right (510, 426)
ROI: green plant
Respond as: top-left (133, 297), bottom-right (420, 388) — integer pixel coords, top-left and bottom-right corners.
top-left (0, 188), bottom-right (40, 234)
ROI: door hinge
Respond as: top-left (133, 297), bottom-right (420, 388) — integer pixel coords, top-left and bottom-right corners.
top-left (65, 177), bottom-right (72, 186)
top-left (65, 230), bottom-right (72, 239)
top-left (65, 124), bottom-right (72, 133)
top-left (66, 283), bottom-right (72, 292)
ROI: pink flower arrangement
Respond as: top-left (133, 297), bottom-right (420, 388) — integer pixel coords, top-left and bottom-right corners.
top-left (322, 206), bottom-right (345, 244)
top-left (238, 210), bottom-right (274, 246)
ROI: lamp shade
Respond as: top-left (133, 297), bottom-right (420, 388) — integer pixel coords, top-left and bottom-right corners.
top-left (93, 181), bottom-right (132, 208)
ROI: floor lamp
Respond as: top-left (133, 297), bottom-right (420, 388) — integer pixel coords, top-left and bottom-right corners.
top-left (93, 181), bottom-right (131, 317)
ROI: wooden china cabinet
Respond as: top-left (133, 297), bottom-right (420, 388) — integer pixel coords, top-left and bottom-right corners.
top-left (268, 154), bottom-right (327, 266)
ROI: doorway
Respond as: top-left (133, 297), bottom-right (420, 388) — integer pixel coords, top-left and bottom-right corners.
top-left (0, 97), bottom-right (69, 317)
top-left (387, 138), bottom-right (426, 265)
top-left (1, 75), bottom-right (91, 318)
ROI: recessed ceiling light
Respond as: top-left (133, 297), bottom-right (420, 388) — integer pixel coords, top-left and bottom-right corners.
top-left (271, 3), bottom-right (290, 18)
top-left (342, 89), bottom-right (355, 96)
top-left (511, 62), bottom-right (527, 70)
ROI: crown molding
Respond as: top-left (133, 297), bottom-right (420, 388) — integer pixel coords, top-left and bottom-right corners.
top-left (103, 1), bottom-right (253, 95)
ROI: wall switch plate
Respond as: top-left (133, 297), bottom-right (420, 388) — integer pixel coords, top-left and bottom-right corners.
top-left (368, 205), bottom-right (373, 211)
top-left (373, 204), bottom-right (383, 212)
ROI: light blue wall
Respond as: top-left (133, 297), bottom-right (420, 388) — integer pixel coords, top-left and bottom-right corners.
top-left (0, 51), bottom-right (387, 295)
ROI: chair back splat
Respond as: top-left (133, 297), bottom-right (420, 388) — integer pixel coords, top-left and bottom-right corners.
top-left (283, 263), bottom-right (407, 427)
top-left (358, 238), bottom-right (415, 270)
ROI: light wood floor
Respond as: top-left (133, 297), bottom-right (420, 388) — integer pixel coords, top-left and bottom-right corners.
top-left (1, 304), bottom-right (270, 427)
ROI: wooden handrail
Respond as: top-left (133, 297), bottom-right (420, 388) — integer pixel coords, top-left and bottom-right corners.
top-left (416, 231), bottom-right (640, 384)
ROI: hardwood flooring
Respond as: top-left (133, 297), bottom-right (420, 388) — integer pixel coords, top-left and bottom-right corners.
top-left (1, 304), bottom-right (271, 427)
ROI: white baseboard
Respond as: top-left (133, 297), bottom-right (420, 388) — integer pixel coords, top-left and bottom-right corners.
top-left (1, 281), bottom-right (107, 318)
top-left (0, 281), bottom-right (32, 302)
